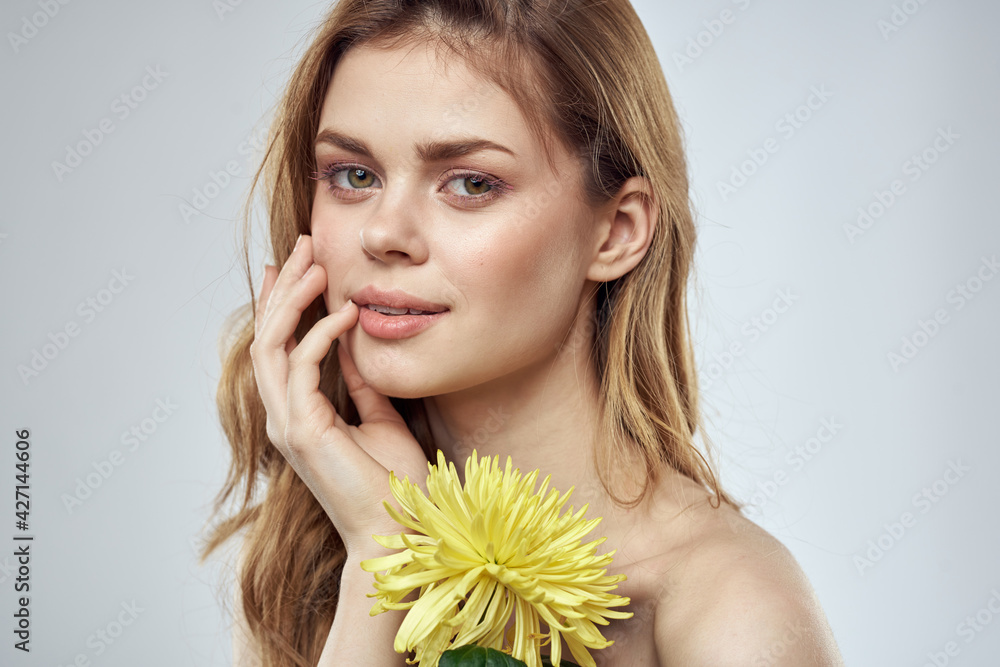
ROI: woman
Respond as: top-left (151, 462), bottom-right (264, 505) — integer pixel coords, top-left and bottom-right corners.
top-left (201, 0), bottom-right (845, 665)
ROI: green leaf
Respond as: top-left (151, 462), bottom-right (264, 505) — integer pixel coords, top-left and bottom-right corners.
top-left (439, 646), bottom-right (581, 667)
top-left (439, 645), bottom-right (525, 667)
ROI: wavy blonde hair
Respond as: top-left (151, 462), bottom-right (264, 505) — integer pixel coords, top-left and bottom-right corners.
top-left (199, 0), bottom-right (737, 664)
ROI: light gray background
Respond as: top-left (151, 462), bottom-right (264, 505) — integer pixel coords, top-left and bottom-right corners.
top-left (1, 0), bottom-right (997, 665)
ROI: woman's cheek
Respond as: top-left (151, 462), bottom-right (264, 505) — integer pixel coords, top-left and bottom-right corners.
top-left (309, 229), bottom-right (339, 310)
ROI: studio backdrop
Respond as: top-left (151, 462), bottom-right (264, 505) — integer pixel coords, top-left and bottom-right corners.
top-left (1, 0), bottom-right (997, 665)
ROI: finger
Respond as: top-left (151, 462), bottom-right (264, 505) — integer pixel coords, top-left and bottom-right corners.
top-left (251, 239), bottom-right (325, 428)
top-left (286, 301), bottom-right (360, 435)
top-left (253, 264), bottom-right (278, 336)
top-left (253, 237), bottom-right (326, 364)
top-left (251, 265), bottom-right (290, 427)
top-left (255, 266), bottom-right (297, 358)
top-left (255, 236), bottom-right (323, 348)
top-left (336, 333), bottom-right (407, 426)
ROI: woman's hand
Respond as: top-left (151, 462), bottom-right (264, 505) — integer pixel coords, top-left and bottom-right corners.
top-left (248, 234), bottom-right (431, 558)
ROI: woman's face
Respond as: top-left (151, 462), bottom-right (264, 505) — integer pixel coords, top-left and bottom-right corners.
top-left (311, 39), bottom-right (601, 398)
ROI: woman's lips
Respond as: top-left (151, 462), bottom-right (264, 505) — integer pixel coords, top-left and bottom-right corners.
top-left (357, 305), bottom-right (448, 339)
top-left (351, 286), bottom-right (448, 313)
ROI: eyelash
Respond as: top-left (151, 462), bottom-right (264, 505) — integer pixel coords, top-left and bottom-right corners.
top-left (311, 161), bottom-right (512, 206)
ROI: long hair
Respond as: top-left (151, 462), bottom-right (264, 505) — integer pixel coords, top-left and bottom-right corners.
top-left (199, 1), bottom-right (737, 664)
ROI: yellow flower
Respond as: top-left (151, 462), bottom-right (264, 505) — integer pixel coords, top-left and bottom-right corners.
top-left (359, 450), bottom-right (633, 667)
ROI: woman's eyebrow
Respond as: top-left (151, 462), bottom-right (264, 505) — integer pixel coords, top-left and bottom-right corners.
top-left (314, 128), bottom-right (517, 161)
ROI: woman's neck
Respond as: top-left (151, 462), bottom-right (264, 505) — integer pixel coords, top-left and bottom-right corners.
top-left (423, 330), bottom-right (604, 492)
top-left (422, 334), bottom-right (661, 556)
top-left (420, 336), bottom-right (723, 572)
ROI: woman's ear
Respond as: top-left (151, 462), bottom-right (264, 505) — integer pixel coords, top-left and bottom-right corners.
top-left (586, 176), bottom-right (657, 282)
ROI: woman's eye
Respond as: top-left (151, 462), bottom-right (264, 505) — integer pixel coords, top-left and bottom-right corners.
top-left (451, 175), bottom-right (492, 196)
top-left (313, 163), bottom-right (509, 204)
top-left (339, 167), bottom-right (378, 189)
top-left (312, 163), bottom-right (381, 194)
top-left (443, 173), bottom-right (510, 203)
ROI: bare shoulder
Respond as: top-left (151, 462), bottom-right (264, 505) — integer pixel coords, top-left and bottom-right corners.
top-left (649, 498), bottom-right (844, 666)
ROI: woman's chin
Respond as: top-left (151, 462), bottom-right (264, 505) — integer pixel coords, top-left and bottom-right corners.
top-left (369, 380), bottom-right (432, 401)
top-left (352, 360), bottom-right (433, 400)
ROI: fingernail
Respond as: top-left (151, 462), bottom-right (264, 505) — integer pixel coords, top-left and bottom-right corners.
top-left (294, 233), bottom-right (303, 250)
top-left (338, 299), bottom-right (353, 312)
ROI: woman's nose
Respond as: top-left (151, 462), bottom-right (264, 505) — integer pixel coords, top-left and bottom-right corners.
top-left (357, 182), bottom-right (429, 265)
